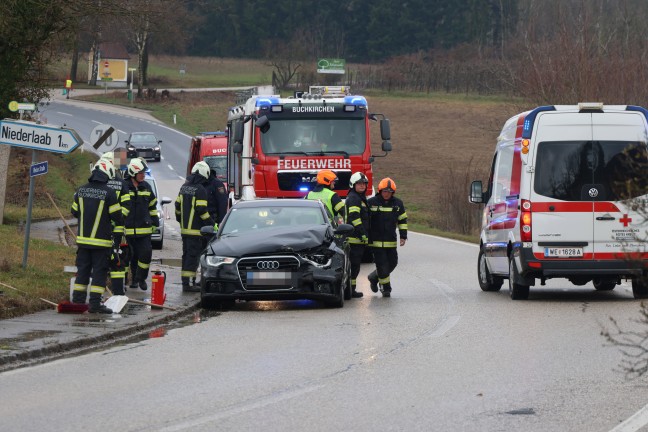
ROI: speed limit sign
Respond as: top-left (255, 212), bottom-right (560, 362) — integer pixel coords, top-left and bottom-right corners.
top-left (91, 124), bottom-right (119, 153)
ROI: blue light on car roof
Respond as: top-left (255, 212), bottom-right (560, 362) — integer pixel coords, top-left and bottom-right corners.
top-left (522, 106), bottom-right (556, 139)
top-left (256, 97), bottom-right (281, 108)
top-left (344, 96), bottom-right (367, 107)
top-left (299, 186), bottom-right (309, 192)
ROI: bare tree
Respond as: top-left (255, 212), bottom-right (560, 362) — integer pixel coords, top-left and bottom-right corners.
top-left (264, 29), bottom-right (311, 91)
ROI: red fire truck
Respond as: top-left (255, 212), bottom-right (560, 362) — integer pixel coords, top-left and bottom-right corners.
top-left (186, 131), bottom-right (228, 182)
top-left (226, 86), bottom-right (392, 201)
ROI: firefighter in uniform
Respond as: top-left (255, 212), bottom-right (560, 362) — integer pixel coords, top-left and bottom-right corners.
top-left (71, 159), bottom-right (124, 313)
top-left (123, 158), bottom-right (159, 291)
top-left (205, 168), bottom-right (228, 225)
top-left (176, 161), bottom-right (214, 292)
top-left (99, 152), bottom-right (130, 295)
top-left (345, 172), bottom-right (371, 298)
top-left (367, 177), bottom-right (408, 297)
top-left (305, 169), bottom-right (345, 223)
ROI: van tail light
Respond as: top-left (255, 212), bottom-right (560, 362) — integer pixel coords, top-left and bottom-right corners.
top-left (520, 199), bottom-right (532, 242)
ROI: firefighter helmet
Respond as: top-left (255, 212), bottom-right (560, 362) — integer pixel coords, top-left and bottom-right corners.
top-left (349, 172), bottom-right (369, 188)
top-left (94, 159), bottom-right (116, 179)
top-left (191, 161), bottom-right (210, 180)
top-left (99, 152), bottom-right (114, 164)
top-left (316, 169), bottom-right (337, 186)
top-left (378, 177), bottom-right (397, 193)
top-left (137, 156), bottom-right (149, 170)
top-left (127, 158), bottom-right (146, 177)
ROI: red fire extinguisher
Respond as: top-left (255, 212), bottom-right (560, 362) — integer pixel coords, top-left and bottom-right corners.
top-left (151, 270), bottom-right (166, 308)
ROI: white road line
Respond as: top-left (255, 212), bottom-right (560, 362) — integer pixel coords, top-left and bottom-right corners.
top-left (117, 129), bottom-right (126, 134)
top-left (609, 403), bottom-right (648, 432)
top-left (167, 164), bottom-right (174, 171)
top-left (56, 111), bottom-right (73, 116)
top-left (411, 231), bottom-right (478, 248)
top-left (91, 120), bottom-right (102, 124)
top-left (155, 123), bottom-right (192, 137)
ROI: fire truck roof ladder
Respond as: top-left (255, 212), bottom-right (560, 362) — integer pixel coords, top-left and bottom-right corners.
top-left (308, 86), bottom-right (350, 97)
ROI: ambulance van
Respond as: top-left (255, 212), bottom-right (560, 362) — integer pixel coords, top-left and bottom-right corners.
top-left (470, 103), bottom-right (648, 300)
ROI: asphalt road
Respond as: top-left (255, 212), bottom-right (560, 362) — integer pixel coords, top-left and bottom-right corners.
top-left (1, 97), bottom-right (647, 431)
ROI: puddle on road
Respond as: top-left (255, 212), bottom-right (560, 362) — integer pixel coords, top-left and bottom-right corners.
top-left (0, 330), bottom-right (63, 350)
top-left (505, 408), bottom-right (535, 415)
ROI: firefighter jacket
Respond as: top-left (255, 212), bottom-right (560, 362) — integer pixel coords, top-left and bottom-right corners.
top-left (306, 185), bottom-right (345, 221)
top-left (71, 170), bottom-right (124, 248)
top-left (367, 195), bottom-right (408, 248)
top-left (205, 175), bottom-right (228, 224)
top-left (107, 176), bottom-right (130, 238)
top-left (175, 174), bottom-right (214, 236)
top-left (123, 179), bottom-right (159, 237)
top-left (345, 188), bottom-right (370, 245)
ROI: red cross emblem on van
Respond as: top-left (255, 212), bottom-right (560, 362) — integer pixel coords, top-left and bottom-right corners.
top-left (619, 214), bottom-right (632, 227)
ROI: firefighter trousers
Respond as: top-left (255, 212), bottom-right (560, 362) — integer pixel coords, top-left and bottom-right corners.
top-left (181, 236), bottom-right (203, 285)
top-left (349, 244), bottom-right (366, 290)
top-left (73, 247), bottom-right (111, 303)
top-left (368, 247), bottom-right (398, 291)
top-left (127, 235), bottom-right (152, 284)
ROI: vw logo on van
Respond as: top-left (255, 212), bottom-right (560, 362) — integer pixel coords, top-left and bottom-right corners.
top-left (257, 260), bottom-right (280, 270)
top-left (588, 188), bottom-right (599, 198)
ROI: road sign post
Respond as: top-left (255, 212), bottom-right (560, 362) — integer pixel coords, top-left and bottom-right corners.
top-left (0, 119), bottom-right (83, 268)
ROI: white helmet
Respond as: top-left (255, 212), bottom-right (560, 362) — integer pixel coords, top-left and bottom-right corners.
top-left (99, 152), bottom-right (114, 165)
top-left (191, 161), bottom-right (210, 180)
top-left (94, 159), bottom-right (116, 179)
top-left (349, 172), bottom-right (369, 188)
top-left (127, 158), bottom-right (146, 177)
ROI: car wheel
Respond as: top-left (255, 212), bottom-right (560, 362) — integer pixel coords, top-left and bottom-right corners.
top-left (593, 278), bottom-right (616, 291)
top-left (508, 255), bottom-right (529, 300)
top-left (478, 248), bottom-right (503, 292)
top-left (201, 296), bottom-right (217, 309)
top-left (632, 275), bottom-right (648, 299)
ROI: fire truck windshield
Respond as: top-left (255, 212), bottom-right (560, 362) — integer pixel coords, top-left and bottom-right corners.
top-left (260, 119), bottom-right (366, 155)
top-left (203, 155), bottom-right (227, 180)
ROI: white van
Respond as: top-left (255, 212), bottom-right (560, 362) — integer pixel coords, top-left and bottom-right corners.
top-left (469, 103), bottom-right (648, 300)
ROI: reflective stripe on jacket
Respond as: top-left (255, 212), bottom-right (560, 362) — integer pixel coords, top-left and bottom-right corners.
top-left (71, 172), bottom-right (124, 248)
top-left (345, 189), bottom-right (369, 244)
top-left (123, 180), bottom-right (158, 236)
top-left (367, 195), bottom-right (407, 248)
top-left (175, 174), bottom-right (214, 236)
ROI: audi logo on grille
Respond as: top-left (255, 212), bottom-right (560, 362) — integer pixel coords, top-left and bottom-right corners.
top-left (257, 260), bottom-right (280, 270)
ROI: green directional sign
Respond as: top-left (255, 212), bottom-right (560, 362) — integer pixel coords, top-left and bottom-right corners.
top-left (317, 58), bottom-right (345, 74)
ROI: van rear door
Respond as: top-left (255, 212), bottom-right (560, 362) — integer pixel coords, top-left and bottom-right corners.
top-left (591, 112), bottom-right (648, 258)
top-left (530, 112), bottom-right (595, 261)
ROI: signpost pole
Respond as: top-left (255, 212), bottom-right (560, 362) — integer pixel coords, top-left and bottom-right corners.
top-left (22, 150), bottom-right (37, 269)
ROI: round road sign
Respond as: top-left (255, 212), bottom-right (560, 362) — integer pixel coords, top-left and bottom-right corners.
top-left (8, 101), bottom-right (18, 112)
top-left (91, 124), bottom-right (119, 153)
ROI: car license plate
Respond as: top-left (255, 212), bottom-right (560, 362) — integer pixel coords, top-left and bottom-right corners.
top-left (544, 247), bottom-right (583, 258)
top-left (247, 271), bottom-right (291, 286)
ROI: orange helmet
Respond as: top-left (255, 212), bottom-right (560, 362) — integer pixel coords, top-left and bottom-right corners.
top-left (378, 177), bottom-right (397, 193)
top-left (316, 169), bottom-right (337, 186)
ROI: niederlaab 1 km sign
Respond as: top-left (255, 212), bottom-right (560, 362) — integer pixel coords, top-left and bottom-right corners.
top-left (0, 119), bottom-right (82, 154)
top-left (317, 58), bottom-right (345, 74)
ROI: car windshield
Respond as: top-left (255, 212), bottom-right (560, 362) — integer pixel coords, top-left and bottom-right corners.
top-left (131, 134), bottom-right (157, 144)
top-left (220, 206), bottom-right (325, 235)
top-left (203, 156), bottom-right (227, 180)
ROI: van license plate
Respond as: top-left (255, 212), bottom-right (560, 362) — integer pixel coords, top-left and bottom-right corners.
top-left (544, 247), bottom-right (583, 258)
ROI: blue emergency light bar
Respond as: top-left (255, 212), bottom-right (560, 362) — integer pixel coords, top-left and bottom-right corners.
top-left (626, 105), bottom-right (648, 122)
top-left (255, 97), bottom-right (281, 108)
top-left (521, 106), bottom-right (556, 139)
top-left (344, 96), bottom-right (367, 107)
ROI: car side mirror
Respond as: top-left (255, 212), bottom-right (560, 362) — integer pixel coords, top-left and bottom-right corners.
top-left (200, 226), bottom-right (216, 236)
top-left (256, 115), bottom-right (270, 133)
top-left (232, 142), bottom-right (243, 154)
top-left (334, 223), bottom-right (354, 236)
top-left (124, 140), bottom-right (129, 144)
top-left (380, 119), bottom-right (391, 141)
top-left (469, 181), bottom-right (484, 204)
top-left (161, 197), bottom-right (172, 206)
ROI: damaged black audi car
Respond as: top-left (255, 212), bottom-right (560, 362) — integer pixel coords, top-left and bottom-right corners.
top-left (199, 199), bottom-right (354, 309)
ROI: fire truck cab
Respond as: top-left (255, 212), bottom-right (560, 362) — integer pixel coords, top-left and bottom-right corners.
top-left (470, 103), bottom-right (648, 300)
top-left (226, 86), bottom-right (392, 202)
top-left (186, 131), bottom-right (228, 183)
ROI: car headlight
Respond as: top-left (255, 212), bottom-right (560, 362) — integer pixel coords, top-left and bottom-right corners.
top-left (299, 253), bottom-right (332, 268)
top-left (205, 255), bottom-right (235, 267)
top-left (154, 146), bottom-right (160, 151)
top-left (127, 146), bottom-right (135, 151)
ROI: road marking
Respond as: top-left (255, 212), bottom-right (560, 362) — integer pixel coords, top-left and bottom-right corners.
top-left (167, 164), bottom-right (174, 171)
top-left (118, 129), bottom-right (126, 134)
top-left (155, 123), bottom-right (192, 137)
top-left (609, 402), bottom-right (648, 432)
top-left (155, 384), bottom-right (324, 431)
top-left (91, 120), bottom-right (102, 124)
top-left (55, 111), bottom-right (73, 116)
top-left (411, 231), bottom-right (478, 248)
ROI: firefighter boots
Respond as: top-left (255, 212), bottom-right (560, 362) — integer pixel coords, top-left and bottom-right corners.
top-left (88, 292), bottom-right (113, 314)
top-left (368, 272), bottom-right (379, 293)
top-left (139, 280), bottom-right (148, 291)
top-left (351, 289), bottom-right (364, 298)
top-left (72, 289), bottom-right (87, 304)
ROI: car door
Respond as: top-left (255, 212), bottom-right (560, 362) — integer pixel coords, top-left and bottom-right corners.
top-left (591, 112), bottom-right (648, 258)
top-left (529, 112), bottom-right (594, 261)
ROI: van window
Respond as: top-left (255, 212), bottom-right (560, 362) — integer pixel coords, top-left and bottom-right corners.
top-left (534, 141), bottom-right (648, 201)
top-left (491, 145), bottom-right (514, 203)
